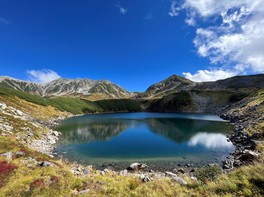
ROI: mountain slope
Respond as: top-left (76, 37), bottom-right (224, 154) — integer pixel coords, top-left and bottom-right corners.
top-left (0, 77), bottom-right (131, 99)
top-left (136, 75), bottom-right (194, 99)
top-left (143, 74), bottom-right (264, 113)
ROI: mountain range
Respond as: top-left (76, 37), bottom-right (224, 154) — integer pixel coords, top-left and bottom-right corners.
top-left (0, 76), bottom-right (131, 100)
top-left (0, 74), bottom-right (264, 113)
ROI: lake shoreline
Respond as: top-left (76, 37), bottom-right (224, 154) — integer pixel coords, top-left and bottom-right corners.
top-left (47, 111), bottom-right (234, 173)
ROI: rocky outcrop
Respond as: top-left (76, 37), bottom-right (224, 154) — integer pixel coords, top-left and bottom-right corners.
top-left (220, 93), bottom-right (263, 170)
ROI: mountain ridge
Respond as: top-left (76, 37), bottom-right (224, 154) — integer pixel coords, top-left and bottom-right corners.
top-left (0, 76), bottom-right (131, 99)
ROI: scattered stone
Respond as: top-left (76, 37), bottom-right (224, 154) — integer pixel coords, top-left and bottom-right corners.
top-left (233, 160), bottom-right (242, 167)
top-left (165, 171), bottom-right (177, 177)
top-left (0, 152), bottom-right (13, 162)
top-left (119, 169), bottom-right (128, 176)
top-left (78, 189), bottom-right (90, 195)
top-left (15, 110), bottom-right (23, 116)
top-left (40, 161), bottom-right (55, 167)
top-left (178, 168), bottom-right (185, 174)
top-left (52, 131), bottom-right (60, 137)
top-left (191, 176), bottom-right (197, 181)
top-left (0, 103), bottom-right (7, 110)
top-left (140, 174), bottom-right (151, 182)
top-left (83, 168), bottom-right (90, 175)
top-left (185, 163), bottom-right (191, 168)
top-left (100, 171), bottom-right (105, 175)
top-left (16, 151), bottom-right (26, 157)
top-left (171, 176), bottom-right (187, 185)
top-left (127, 163), bottom-right (148, 171)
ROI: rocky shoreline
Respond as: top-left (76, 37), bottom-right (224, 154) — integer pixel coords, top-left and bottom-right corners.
top-left (220, 104), bottom-right (262, 170)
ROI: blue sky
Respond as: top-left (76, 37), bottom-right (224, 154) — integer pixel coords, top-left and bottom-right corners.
top-left (0, 0), bottom-right (263, 91)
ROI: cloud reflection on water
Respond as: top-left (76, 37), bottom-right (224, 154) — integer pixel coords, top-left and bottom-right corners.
top-left (188, 132), bottom-right (233, 148)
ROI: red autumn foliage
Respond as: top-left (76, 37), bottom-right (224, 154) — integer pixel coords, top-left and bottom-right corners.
top-left (0, 161), bottom-right (17, 174)
top-left (0, 161), bottom-right (17, 187)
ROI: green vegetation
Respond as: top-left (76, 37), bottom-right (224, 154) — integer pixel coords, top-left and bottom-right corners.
top-left (0, 85), bottom-right (100, 114)
top-left (0, 85), bottom-right (48, 106)
top-left (48, 97), bottom-right (102, 114)
top-left (194, 165), bottom-right (222, 183)
top-left (95, 99), bottom-right (142, 112)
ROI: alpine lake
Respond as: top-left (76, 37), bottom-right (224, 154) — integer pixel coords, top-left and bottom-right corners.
top-left (55, 112), bottom-right (234, 171)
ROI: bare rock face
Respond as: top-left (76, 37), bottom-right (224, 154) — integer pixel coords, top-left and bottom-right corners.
top-left (0, 77), bottom-right (131, 99)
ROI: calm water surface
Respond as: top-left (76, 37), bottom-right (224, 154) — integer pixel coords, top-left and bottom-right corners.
top-left (55, 113), bottom-right (234, 170)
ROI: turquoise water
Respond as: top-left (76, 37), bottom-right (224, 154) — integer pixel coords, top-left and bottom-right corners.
top-left (55, 113), bottom-right (234, 170)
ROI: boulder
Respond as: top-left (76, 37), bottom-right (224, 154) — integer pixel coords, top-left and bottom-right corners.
top-left (140, 174), bottom-right (151, 182)
top-left (0, 103), bottom-right (7, 110)
top-left (83, 168), bottom-right (90, 175)
top-left (119, 169), bottom-right (128, 176)
top-left (40, 161), bottom-right (55, 167)
top-left (171, 176), bottom-right (187, 185)
top-left (178, 168), bottom-right (185, 174)
top-left (0, 152), bottom-right (13, 162)
top-left (78, 189), bottom-right (90, 195)
top-left (165, 171), bottom-right (177, 177)
top-left (16, 151), bottom-right (26, 157)
top-left (127, 163), bottom-right (148, 171)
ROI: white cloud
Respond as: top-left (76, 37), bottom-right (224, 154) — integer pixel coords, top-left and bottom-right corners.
top-left (183, 69), bottom-right (237, 82)
top-left (27, 69), bottom-right (61, 84)
top-left (188, 132), bottom-right (233, 149)
top-left (168, 1), bottom-right (180, 17)
top-left (117, 5), bottom-right (127, 15)
top-left (171, 0), bottom-right (264, 81)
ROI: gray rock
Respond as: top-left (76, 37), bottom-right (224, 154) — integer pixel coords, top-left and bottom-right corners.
top-left (1, 152), bottom-right (13, 162)
top-left (119, 169), bottom-right (128, 176)
top-left (178, 168), bottom-right (185, 174)
top-left (0, 103), bottom-right (7, 110)
top-left (140, 174), bottom-right (151, 182)
top-left (40, 161), bottom-right (55, 167)
top-left (127, 163), bottom-right (148, 171)
top-left (16, 151), bottom-right (26, 157)
top-left (171, 176), bottom-right (187, 185)
top-left (191, 176), bottom-right (197, 181)
top-left (78, 189), bottom-right (90, 195)
top-left (83, 168), bottom-right (90, 175)
top-left (165, 171), bottom-right (177, 177)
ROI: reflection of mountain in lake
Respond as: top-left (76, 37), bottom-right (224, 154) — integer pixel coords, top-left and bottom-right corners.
top-left (56, 119), bottom-right (139, 144)
top-left (146, 118), bottom-right (232, 143)
top-left (56, 115), bottom-right (232, 146)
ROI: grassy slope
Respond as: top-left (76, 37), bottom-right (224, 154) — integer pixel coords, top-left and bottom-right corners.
top-left (0, 85), bottom-right (102, 115)
top-left (0, 87), bottom-right (264, 196)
